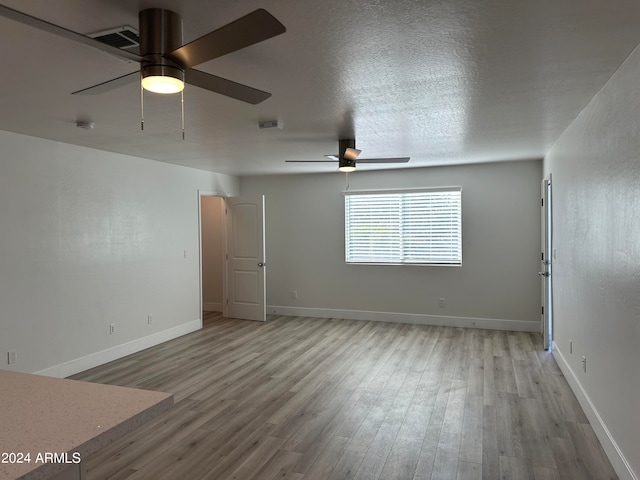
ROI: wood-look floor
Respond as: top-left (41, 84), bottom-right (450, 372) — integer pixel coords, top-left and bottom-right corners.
top-left (71, 313), bottom-right (617, 480)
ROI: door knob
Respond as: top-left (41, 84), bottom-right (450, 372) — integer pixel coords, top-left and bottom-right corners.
top-left (258, 262), bottom-right (266, 267)
top-left (538, 271), bottom-right (550, 277)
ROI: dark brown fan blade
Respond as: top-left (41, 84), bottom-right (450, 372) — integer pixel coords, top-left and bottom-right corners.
top-left (357, 157), bottom-right (411, 163)
top-left (0, 5), bottom-right (143, 64)
top-left (72, 71), bottom-right (139, 95)
top-left (186, 68), bottom-right (271, 104)
top-left (169, 9), bottom-right (286, 68)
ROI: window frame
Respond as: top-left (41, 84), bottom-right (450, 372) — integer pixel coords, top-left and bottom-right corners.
top-left (343, 186), bottom-right (462, 266)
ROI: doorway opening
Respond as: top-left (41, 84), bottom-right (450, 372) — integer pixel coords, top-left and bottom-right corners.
top-left (198, 191), bottom-right (267, 322)
top-left (199, 195), bottom-right (226, 315)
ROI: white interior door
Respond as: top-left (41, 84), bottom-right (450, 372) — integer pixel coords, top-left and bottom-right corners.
top-left (225, 195), bottom-right (266, 321)
top-left (540, 176), bottom-right (552, 350)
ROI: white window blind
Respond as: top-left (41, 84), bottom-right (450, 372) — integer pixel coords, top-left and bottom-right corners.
top-left (344, 188), bottom-right (462, 265)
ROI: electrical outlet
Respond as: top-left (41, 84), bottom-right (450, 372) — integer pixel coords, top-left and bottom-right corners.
top-left (110, 323), bottom-right (116, 335)
top-left (291, 291), bottom-right (298, 299)
top-left (148, 314), bottom-right (153, 325)
top-left (439, 298), bottom-right (446, 308)
top-left (582, 355), bottom-right (587, 373)
top-left (569, 339), bottom-right (573, 354)
top-left (7, 350), bottom-right (17, 365)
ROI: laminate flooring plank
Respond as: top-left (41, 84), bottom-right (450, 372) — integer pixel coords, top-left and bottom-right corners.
top-left (250, 449), bottom-right (303, 480)
top-left (334, 398), bottom-right (376, 438)
top-left (346, 388), bottom-right (398, 454)
top-left (495, 393), bottom-right (526, 459)
top-left (411, 374), bottom-right (442, 407)
top-left (281, 387), bottom-right (354, 453)
top-left (490, 329), bottom-right (509, 358)
top-left (518, 396), bottom-right (557, 469)
top-left (224, 435), bottom-right (285, 480)
top-left (430, 380), bottom-right (466, 480)
top-left (459, 393), bottom-right (483, 464)
top-left (456, 461), bottom-right (482, 480)
top-left (499, 455), bottom-right (535, 480)
top-left (301, 436), bottom-right (352, 480)
top-left (124, 429), bottom-right (225, 480)
top-left (533, 466), bottom-right (561, 480)
top-left (351, 391), bottom-right (412, 480)
top-left (481, 405), bottom-right (500, 480)
top-left (442, 329), bottom-right (467, 382)
top-left (429, 429), bottom-right (460, 480)
top-left (513, 358), bottom-right (539, 398)
top-left (378, 403), bottom-right (431, 479)
top-left (493, 356), bottom-right (518, 395)
top-left (412, 380), bottom-right (453, 479)
top-left (377, 438), bottom-right (422, 480)
top-left (565, 422), bottom-right (618, 480)
top-left (199, 422), bottom-right (281, 480)
top-left (482, 338), bottom-right (496, 407)
top-left (467, 357), bottom-right (484, 398)
top-left (546, 373), bottom-right (589, 424)
top-left (327, 449), bottom-right (366, 480)
top-left (351, 420), bottom-right (401, 480)
top-left (210, 394), bottom-right (297, 458)
top-left (507, 332), bottom-right (528, 362)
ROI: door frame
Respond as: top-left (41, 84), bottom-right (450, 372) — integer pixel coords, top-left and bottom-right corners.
top-left (198, 190), bottom-right (229, 320)
top-left (541, 174), bottom-right (553, 350)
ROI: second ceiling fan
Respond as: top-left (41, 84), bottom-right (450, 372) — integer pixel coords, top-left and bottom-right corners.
top-left (286, 139), bottom-right (410, 172)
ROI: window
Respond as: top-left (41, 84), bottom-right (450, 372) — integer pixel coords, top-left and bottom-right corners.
top-left (344, 187), bottom-right (462, 265)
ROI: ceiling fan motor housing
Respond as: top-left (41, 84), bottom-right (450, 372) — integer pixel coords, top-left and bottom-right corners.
top-left (339, 139), bottom-right (356, 158)
top-left (139, 9), bottom-right (185, 84)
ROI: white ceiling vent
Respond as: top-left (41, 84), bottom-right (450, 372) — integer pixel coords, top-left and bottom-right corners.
top-left (88, 26), bottom-right (139, 51)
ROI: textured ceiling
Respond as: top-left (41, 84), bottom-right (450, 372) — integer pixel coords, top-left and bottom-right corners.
top-left (1, 0), bottom-right (640, 176)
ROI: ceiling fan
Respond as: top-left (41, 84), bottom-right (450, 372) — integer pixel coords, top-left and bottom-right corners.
top-left (0, 4), bottom-right (286, 104)
top-left (286, 139), bottom-right (410, 172)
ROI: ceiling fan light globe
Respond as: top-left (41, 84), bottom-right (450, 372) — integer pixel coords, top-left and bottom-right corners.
top-left (339, 157), bottom-right (357, 172)
top-left (141, 75), bottom-right (184, 94)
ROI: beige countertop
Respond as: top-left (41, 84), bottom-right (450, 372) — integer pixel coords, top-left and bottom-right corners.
top-left (0, 370), bottom-right (173, 480)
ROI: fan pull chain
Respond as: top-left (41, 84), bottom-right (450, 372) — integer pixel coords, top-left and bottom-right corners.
top-left (345, 172), bottom-right (350, 191)
top-left (181, 89), bottom-right (185, 140)
top-left (140, 80), bottom-right (144, 131)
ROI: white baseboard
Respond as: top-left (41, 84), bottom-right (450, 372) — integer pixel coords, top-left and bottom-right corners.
top-left (35, 319), bottom-right (203, 379)
top-left (268, 306), bottom-right (539, 332)
top-left (553, 344), bottom-right (637, 480)
top-left (203, 302), bottom-right (223, 312)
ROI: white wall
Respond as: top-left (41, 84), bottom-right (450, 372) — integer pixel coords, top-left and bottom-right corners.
top-left (0, 130), bottom-right (239, 376)
top-left (241, 159), bottom-right (542, 330)
top-left (543, 46), bottom-right (640, 479)
top-left (200, 196), bottom-right (224, 311)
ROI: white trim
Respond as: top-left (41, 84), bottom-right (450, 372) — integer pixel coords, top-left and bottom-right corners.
top-left (268, 306), bottom-right (539, 332)
top-left (203, 302), bottom-right (223, 312)
top-left (553, 343), bottom-right (637, 480)
top-left (35, 319), bottom-right (202, 379)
